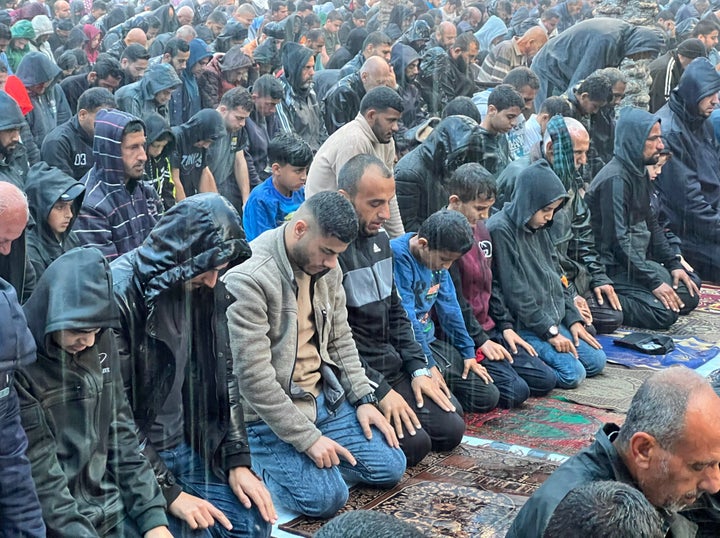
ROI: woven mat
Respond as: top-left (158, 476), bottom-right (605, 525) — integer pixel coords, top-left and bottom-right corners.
top-left (697, 284), bottom-right (720, 314)
top-left (278, 443), bottom-right (560, 537)
top-left (553, 365), bottom-right (652, 413)
top-left (464, 396), bottom-right (624, 456)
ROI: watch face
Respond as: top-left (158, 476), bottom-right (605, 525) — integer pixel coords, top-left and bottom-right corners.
top-left (550, 326), bottom-right (559, 336)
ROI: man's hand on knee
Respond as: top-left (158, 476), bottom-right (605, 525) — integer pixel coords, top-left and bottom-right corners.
top-left (356, 403), bottom-right (400, 448)
top-left (306, 436), bottom-right (356, 468)
top-left (168, 491), bottom-right (233, 531)
top-left (379, 389), bottom-right (421, 440)
top-left (228, 466), bottom-right (278, 524)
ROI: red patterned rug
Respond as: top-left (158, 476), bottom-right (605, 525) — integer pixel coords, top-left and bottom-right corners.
top-left (464, 396), bottom-right (625, 456)
top-left (698, 284), bottom-right (720, 315)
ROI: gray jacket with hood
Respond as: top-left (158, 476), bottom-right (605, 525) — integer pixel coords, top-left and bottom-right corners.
top-left (115, 62), bottom-right (181, 122)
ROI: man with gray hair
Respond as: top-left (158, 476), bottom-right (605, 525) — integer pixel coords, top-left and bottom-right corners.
top-left (507, 366), bottom-right (720, 537)
top-left (0, 181), bottom-right (34, 301)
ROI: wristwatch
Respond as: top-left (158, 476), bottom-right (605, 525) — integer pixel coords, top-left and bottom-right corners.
top-left (411, 367), bottom-right (433, 379)
top-left (544, 325), bottom-right (559, 340)
top-left (354, 393), bottom-right (379, 408)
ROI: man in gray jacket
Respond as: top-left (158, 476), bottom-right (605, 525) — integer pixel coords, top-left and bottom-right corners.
top-left (223, 192), bottom-right (406, 519)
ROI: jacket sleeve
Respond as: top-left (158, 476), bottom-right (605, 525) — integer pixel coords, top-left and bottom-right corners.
top-left (55, 87), bottom-right (72, 126)
top-left (21, 120), bottom-right (40, 165)
top-left (41, 133), bottom-right (75, 178)
top-left (323, 89), bottom-right (353, 135)
top-left (394, 166), bottom-right (424, 233)
top-left (388, 282), bottom-right (430, 375)
top-left (14, 373), bottom-right (100, 538)
top-left (74, 203), bottom-right (121, 261)
top-left (432, 270), bottom-right (476, 359)
top-left (448, 263), bottom-right (490, 349)
top-left (198, 72), bottom-right (219, 109)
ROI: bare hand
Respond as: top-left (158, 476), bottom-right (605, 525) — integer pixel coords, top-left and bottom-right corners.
top-left (168, 491), bottom-right (232, 531)
top-left (671, 268), bottom-right (699, 299)
top-left (653, 282), bottom-right (684, 312)
top-left (429, 365), bottom-right (453, 399)
top-left (379, 389), bottom-right (421, 439)
top-left (548, 334), bottom-right (578, 358)
top-left (480, 339), bottom-right (513, 363)
top-left (680, 256), bottom-right (694, 273)
top-left (570, 322), bottom-right (602, 350)
top-left (144, 526), bottom-right (173, 538)
top-left (462, 358), bottom-right (494, 383)
top-left (411, 373), bottom-right (456, 412)
top-left (502, 328), bottom-right (537, 356)
top-left (593, 283), bottom-right (622, 311)
top-left (305, 436), bottom-right (356, 468)
top-left (356, 403), bottom-right (400, 448)
top-left (574, 295), bottom-right (593, 325)
top-left (228, 467), bottom-right (277, 524)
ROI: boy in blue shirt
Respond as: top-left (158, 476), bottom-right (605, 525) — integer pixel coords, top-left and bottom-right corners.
top-left (243, 133), bottom-right (313, 241)
top-left (391, 209), bottom-right (500, 413)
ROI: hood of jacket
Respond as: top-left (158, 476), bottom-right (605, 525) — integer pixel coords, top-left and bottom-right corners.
top-left (31, 14), bottom-right (52, 37)
top-left (127, 193), bottom-right (250, 307)
top-left (11, 19), bottom-right (35, 39)
top-left (144, 111), bottom-right (175, 154)
top-left (141, 61), bottom-right (181, 99)
top-left (613, 106), bottom-right (659, 177)
top-left (93, 108), bottom-right (145, 186)
top-left (83, 23), bottom-right (101, 43)
top-left (173, 108), bottom-right (224, 146)
top-left (475, 15), bottom-right (507, 52)
top-left (149, 4), bottom-right (178, 34)
top-left (669, 57), bottom-right (720, 127)
top-left (505, 159), bottom-right (569, 229)
top-left (391, 42), bottom-right (420, 86)
top-left (220, 44), bottom-right (253, 72)
top-left (16, 51), bottom-right (60, 86)
top-left (25, 162), bottom-right (85, 244)
top-left (624, 25), bottom-right (664, 58)
top-left (281, 41), bottom-right (313, 92)
top-left (23, 247), bottom-right (119, 356)
top-left (0, 89), bottom-right (26, 130)
top-left (419, 115), bottom-right (484, 175)
top-left (187, 37), bottom-right (212, 73)
top-left (0, 277), bottom-right (36, 370)
top-left (346, 27), bottom-right (368, 56)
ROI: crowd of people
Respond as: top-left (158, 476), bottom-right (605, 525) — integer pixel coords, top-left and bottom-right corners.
top-left (1, 0), bottom-right (720, 535)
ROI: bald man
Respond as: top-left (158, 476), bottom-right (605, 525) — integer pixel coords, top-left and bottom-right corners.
top-left (509, 367), bottom-right (720, 537)
top-left (478, 25), bottom-right (548, 83)
top-left (0, 182), bottom-right (34, 302)
top-left (53, 0), bottom-right (71, 19)
top-left (176, 6), bottom-right (195, 27)
top-left (125, 27), bottom-right (147, 48)
top-left (324, 56), bottom-right (395, 134)
top-left (430, 20), bottom-right (457, 51)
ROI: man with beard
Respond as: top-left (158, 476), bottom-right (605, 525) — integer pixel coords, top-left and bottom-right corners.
top-left (0, 90), bottom-right (29, 188)
top-left (307, 86), bottom-right (405, 238)
top-left (585, 108), bottom-right (699, 330)
top-left (417, 31), bottom-right (479, 116)
top-left (119, 44), bottom-right (150, 86)
top-left (508, 367), bottom-right (720, 538)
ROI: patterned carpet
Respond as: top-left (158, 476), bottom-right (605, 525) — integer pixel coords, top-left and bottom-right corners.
top-left (553, 365), bottom-right (652, 413)
top-left (279, 444), bottom-right (561, 537)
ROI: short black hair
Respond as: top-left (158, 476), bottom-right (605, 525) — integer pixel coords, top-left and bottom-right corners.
top-left (0, 23), bottom-right (10, 41)
top-left (488, 84), bottom-right (524, 112)
top-left (299, 191), bottom-right (359, 244)
top-left (305, 28), bottom-right (324, 42)
top-left (206, 10), bottom-right (227, 25)
top-left (503, 66), bottom-right (540, 91)
top-left (91, 0), bottom-right (107, 11)
top-left (539, 95), bottom-right (572, 116)
top-left (445, 162), bottom-right (496, 202)
top-left (121, 43), bottom-right (151, 62)
top-left (326, 9), bottom-right (343, 23)
top-left (77, 87), bottom-right (116, 114)
top-left (270, 1), bottom-right (286, 13)
top-left (575, 72), bottom-right (612, 103)
top-left (359, 86), bottom-right (404, 114)
top-left (454, 31), bottom-right (478, 52)
top-left (93, 55), bottom-right (123, 81)
top-left (338, 153), bottom-right (391, 197)
top-left (418, 209), bottom-right (474, 254)
top-left (122, 120), bottom-right (145, 137)
top-left (145, 14), bottom-right (161, 29)
top-left (268, 132), bottom-right (313, 168)
top-left (442, 96), bottom-right (482, 123)
top-left (0, 61), bottom-right (7, 74)
top-left (252, 73), bottom-right (283, 99)
top-left (541, 7), bottom-right (560, 21)
top-left (363, 31), bottom-right (393, 50)
top-left (297, 1), bottom-right (314, 12)
top-left (656, 9), bottom-right (674, 21)
top-left (164, 37), bottom-right (190, 57)
top-left (220, 86), bottom-right (254, 111)
top-left (692, 19), bottom-right (719, 38)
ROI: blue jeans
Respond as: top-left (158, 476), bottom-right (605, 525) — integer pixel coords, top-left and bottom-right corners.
top-left (520, 325), bottom-right (606, 389)
top-left (246, 393), bottom-right (407, 518)
top-left (0, 382), bottom-right (45, 537)
top-left (158, 442), bottom-right (271, 538)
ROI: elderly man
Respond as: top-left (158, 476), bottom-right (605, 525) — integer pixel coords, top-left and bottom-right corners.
top-left (508, 367), bottom-right (720, 537)
top-left (477, 25), bottom-right (548, 84)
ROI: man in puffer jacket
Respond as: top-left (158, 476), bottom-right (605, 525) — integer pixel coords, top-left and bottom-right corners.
top-left (198, 44), bottom-right (254, 109)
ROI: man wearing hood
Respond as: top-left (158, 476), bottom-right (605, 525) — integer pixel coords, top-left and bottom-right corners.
top-left (59, 54), bottom-right (123, 114)
top-left (7, 19), bottom-right (34, 72)
top-left (28, 14), bottom-right (53, 62)
top-left (390, 42), bottom-right (427, 151)
top-left (275, 41), bottom-right (326, 152)
top-left (74, 109), bottom-right (159, 260)
top-left (0, 278), bottom-right (44, 536)
top-left (198, 44), bottom-right (253, 109)
top-left (15, 248), bottom-right (172, 537)
top-left (111, 194), bottom-right (276, 538)
top-left (655, 58), bottom-right (720, 283)
top-left (586, 108), bottom-right (700, 329)
top-left (169, 37), bottom-right (212, 126)
top-left (530, 18), bottom-right (664, 109)
top-left (15, 51), bottom-right (71, 149)
top-left (116, 61), bottom-right (182, 123)
top-left (24, 162), bottom-right (84, 279)
top-left (395, 115), bottom-right (483, 232)
top-left (0, 89), bottom-right (29, 188)
top-left (171, 107), bottom-right (225, 198)
top-left (42, 87), bottom-right (116, 181)
top-left (486, 160), bottom-right (606, 389)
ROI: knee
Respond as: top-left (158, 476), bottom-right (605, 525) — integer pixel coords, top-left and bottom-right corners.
top-left (581, 349), bottom-right (607, 377)
top-left (497, 378), bottom-right (530, 409)
top-left (368, 448), bottom-right (407, 487)
top-left (679, 288), bottom-right (700, 315)
top-left (527, 368), bottom-right (558, 397)
top-left (554, 361), bottom-right (586, 389)
top-left (461, 382), bottom-right (500, 413)
top-left (590, 306), bottom-right (624, 334)
top-left (429, 410), bottom-right (465, 453)
top-left (295, 478), bottom-right (349, 518)
top-left (400, 429), bottom-right (432, 467)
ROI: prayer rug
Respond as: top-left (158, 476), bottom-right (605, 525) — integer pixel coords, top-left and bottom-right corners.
top-left (665, 310), bottom-right (720, 344)
top-left (553, 365), bottom-right (652, 413)
top-left (278, 444), bottom-right (560, 537)
top-left (596, 330), bottom-right (720, 370)
top-left (697, 284), bottom-right (720, 314)
top-left (463, 396), bottom-right (624, 456)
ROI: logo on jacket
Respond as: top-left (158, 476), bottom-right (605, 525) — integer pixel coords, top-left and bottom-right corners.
top-left (478, 240), bottom-right (492, 259)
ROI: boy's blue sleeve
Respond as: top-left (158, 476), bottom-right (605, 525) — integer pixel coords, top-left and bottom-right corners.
top-left (434, 270), bottom-right (476, 358)
top-left (392, 249), bottom-right (436, 368)
top-left (242, 194), bottom-right (276, 242)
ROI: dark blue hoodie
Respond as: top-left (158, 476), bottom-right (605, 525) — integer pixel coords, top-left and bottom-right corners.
top-left (0, 277), bottom-right (36, 373)
top-left (170, 38), bottom-right (213, 126)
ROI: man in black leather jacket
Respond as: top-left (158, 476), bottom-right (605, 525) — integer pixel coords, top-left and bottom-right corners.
top-left (110, 193), bottom-right (277, 537)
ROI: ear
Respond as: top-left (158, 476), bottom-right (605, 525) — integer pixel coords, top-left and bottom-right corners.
top-left (487, 104), bottom-right (497, 116)
top-left (338, 188), bottom-right (351, 201)
top-left (448, 194), bottom-right (461, 208)
top-left (417, 236), bottom-right (428, 249)
top-left (271, 162), bottom-right (281, 174)
top-left (628, 432), bottom-right (658, 471)
top-left (364, 108), bottom-right (377, 122)
top-left (293, 219), bottom-right (308, 238)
